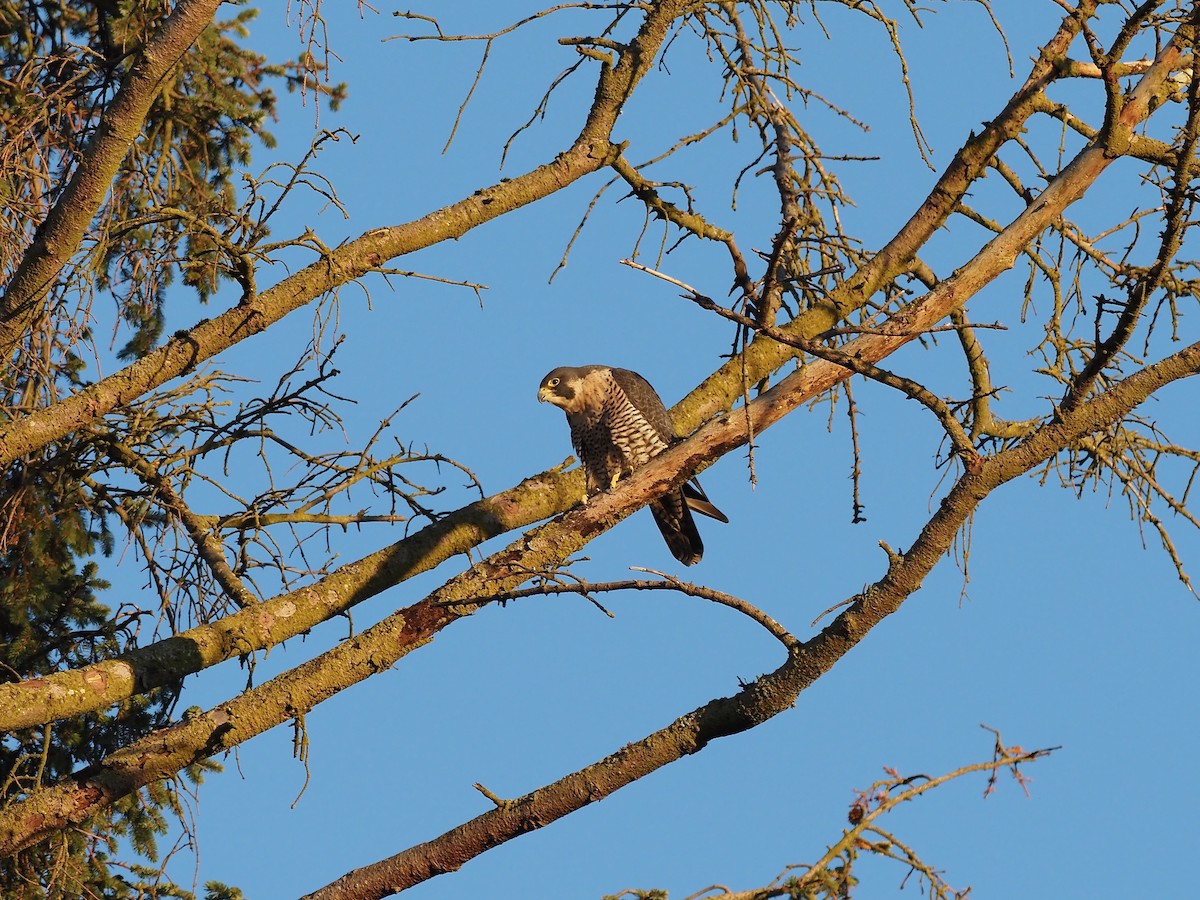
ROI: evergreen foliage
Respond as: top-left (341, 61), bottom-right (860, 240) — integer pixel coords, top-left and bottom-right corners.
top-left (0, 2), bottom-right (341, 895)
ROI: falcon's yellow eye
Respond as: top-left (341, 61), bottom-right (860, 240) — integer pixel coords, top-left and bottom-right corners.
top-left (548, 377), bottom-right (560, 387)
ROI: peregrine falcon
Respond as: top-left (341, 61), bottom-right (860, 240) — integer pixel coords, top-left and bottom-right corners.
top-left (537, 365), bottom-right (727, 565)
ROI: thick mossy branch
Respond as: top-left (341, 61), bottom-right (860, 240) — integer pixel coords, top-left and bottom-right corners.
top-left (297, 344), bottom-right (1200, 900)
top-left (672, 0), bottom-right (1099, 433)
top-left (0, 466), bottom-right (578, 732)
top-left (0, 0), bottom-right (225, 357)
top-left (3, 4), bottom-right (1200, 895)
top-left (4, 308), bottom-right (1198, 859)
top-left (0, 10), bottom-right (1185, 738)
top-left (0, 0), bottom-right (695, 471)
top-left (0, 0), bottom-right (1093, 468)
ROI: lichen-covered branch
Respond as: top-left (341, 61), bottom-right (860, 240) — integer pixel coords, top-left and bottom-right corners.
top-left (673, 0), bottom-right (1100, 433)
top-left (0, 0), bottom-right (695, 471)
top-left (4, 284), bottom-right (1197, 859)
top-left (296, 334), bottom-right (1196, 900)
top-left (0, 0), bottom-right (224, 357)
top-left (0, 11), bottom-right (1185, 740)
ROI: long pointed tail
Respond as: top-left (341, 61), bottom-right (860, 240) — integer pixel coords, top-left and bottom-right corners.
top-left (650, 489), bottom-right (704, 565)
top-left (683, 478), bottom-right (728, 523)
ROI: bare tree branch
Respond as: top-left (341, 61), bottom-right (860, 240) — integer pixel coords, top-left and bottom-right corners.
top-left (0, 16), bottom-right (1186, 738)
top-left (0, 0), bottom-right (697, 471)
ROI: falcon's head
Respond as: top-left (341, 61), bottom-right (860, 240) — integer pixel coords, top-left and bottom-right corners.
top-left (537, 366), bottom-right (591, 413)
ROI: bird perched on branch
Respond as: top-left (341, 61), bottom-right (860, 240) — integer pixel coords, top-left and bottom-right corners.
top-left (537, 365), bottom-right (727, 565)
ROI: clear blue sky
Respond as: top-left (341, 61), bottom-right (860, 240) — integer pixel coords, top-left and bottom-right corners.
top-left (97, 3), bottom-right (1200, 897)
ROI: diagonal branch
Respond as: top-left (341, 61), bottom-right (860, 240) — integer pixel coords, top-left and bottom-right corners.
top-left (95, 434), bottom-right (259, 610)
top-left (621, 259), bottom-right (977, 460)
top-left (0, 466), bottom-right (581, 732)
top-left (0, 1), bottom-right (1099, 479)
top-left (0, 0), bottom-right (695, 471)
top-left (609, 154), bottom-right (753, 297)
top-left (673, 0), bottom-right (1098, 434)
top-left (1060, 10), bottom-right (1200, 413)
top-left (0, 0), bottom-right (224, 357)
top-left (0, 22), bottom-right (1186, 736)
top-left (4, 306), bottom-right (1198, 861)
top-left (298, 339), bottom-right (1200, 900)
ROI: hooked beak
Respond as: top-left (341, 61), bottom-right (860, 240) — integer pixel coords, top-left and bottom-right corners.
top-left (537, 386), bottom-right (550, 404)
